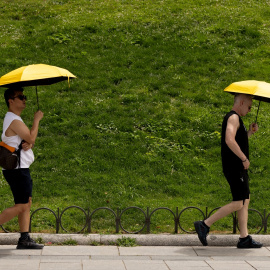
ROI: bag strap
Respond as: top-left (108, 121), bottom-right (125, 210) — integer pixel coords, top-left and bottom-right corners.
top-left (18, 141), bottom-right (23, 150)
top-left (16, 141), bottom-right (23, 168)
top-left (0, 142), bottom-right (16, 152)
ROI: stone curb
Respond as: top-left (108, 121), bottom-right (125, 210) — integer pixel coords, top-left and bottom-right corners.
top-left (0, 233), bottom-right (269, 246)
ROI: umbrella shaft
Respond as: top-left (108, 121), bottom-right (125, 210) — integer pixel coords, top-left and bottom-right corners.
top-left (255, 101), bottom-right (261, 124)
top-left (36, 86), bottom-right (39, 110)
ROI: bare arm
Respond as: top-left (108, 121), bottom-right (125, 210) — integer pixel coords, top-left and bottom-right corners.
top-left (6, 111), bottom-right (44, 145)
top-left (225, 114), bottom-right (249, 170)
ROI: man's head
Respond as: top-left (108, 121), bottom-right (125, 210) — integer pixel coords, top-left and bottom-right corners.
top-left (233, 94), bottom-right (253, 117)
top-left (4, 87), bottom-right (26, 108)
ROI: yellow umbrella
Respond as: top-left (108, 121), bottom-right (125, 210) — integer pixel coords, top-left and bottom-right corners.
top-left (0, 64), bottom-right (76, 109)
top-left (224, 80), bottom-right (270, 123)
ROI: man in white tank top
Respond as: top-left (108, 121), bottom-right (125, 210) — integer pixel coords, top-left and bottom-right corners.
top-left (0, 87), bottom-right (44, 249)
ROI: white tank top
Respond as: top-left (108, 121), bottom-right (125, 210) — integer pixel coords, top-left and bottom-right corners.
top-left (2, 112), bottom-right (34, 169)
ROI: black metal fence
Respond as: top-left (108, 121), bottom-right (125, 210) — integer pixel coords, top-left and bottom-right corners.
top-left (1, 206), bottom-right (269, 234)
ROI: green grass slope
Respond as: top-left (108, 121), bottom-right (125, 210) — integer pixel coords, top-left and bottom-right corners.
top-left (1, 0), bottom-right (270, 233)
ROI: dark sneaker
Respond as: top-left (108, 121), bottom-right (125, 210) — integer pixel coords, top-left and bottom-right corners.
top-left (194, 221), bottom-right (209, 246)
top-left (237, 235), bottom-right (263, 249)
top-left (16, 236), bottom-right (44, 249)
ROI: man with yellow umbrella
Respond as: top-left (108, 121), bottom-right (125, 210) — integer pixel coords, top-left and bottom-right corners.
top-left (0, 64), bottom-right (75, 249)
top-left (194, 80), bottom-right (270, 248)
top-left (0, 86), bottom-right (44, 249)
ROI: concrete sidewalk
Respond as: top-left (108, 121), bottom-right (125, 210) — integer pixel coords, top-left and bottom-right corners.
top-left (1, 233), bottom-right (270, 246)
top-left (1, 245), bottom-right (270, 270)
top-left (0, 234), bottom-right (270, 269)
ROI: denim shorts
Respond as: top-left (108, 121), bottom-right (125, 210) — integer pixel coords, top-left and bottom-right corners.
top-left (3, 168), bottom-right (33, 204)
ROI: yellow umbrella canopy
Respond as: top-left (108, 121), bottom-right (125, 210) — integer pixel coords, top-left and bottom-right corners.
top-left (0, 64), bottom-right (76, 109)
top-left (224, 80), bottom-right (270, 102)
top-left (224, 80), bottom-right (270, 123)
top-left (0, 64), bottom-right (76, 87)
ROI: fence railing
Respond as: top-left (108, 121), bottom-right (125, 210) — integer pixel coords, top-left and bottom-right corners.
top-left (1, 206), bottom-right (269, 234)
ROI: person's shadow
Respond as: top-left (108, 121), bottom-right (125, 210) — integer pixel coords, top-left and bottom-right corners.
top-left (0, 246), bottom-right (13, 259)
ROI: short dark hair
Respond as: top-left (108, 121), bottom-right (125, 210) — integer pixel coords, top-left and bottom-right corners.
top-left (4, 87), bottom-right (24, 108)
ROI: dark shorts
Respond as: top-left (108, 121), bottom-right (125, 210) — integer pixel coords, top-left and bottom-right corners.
top-left (224, 170), bottom-right (250, 202)
top-left (3, 168), bottom-right (32, 204)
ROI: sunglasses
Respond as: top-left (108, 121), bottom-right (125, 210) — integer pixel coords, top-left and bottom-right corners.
top-left (13, 95), bottom-right (27, 101)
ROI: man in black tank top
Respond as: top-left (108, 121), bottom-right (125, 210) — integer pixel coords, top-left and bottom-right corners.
top-left (194, 94), bottom-right (262, 248)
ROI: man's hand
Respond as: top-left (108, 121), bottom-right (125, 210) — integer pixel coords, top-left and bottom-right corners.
top-left (248, 123), bottom-right (258, 137)
top-left (22, 141), bottom-right (32, 151)
top-left (34, 110), bottom-right (44, 122)
top-left (242, 158), bottom-right (250, 170)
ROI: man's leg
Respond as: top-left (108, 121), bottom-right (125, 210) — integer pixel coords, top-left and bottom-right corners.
top-left (194, 200), bottom-right (243, 246)
top-left (2, 170), bottom-right (43, 249)
top-left (18, 198), bottom-right (31, 232)
top-left (16, 197), bottom-right (44, 250)
top-left (1, 170), bottom-right (32, 228)
top-left (236, 196), bottom-right (262, 248)
top-left (0, 204), bottom-right (29, 225)
top-left (205, 200), bottom-right (243, 227)
top-left (237, 198), bottom-right (249, 238)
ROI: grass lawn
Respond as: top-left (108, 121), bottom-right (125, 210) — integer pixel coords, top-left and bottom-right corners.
top-left (0, 0), bottom-right (270, 234)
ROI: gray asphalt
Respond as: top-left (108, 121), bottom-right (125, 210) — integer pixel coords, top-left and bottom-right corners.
top-left (1, 233), bottom-right (270, 269)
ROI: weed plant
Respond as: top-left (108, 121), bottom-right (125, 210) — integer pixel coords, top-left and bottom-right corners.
top-left (0, 0), bottom-right (270, 234)
top-left (115, 237), bottom-right (137, 247)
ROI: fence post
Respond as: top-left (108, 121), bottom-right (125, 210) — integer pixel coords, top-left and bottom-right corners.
top-left (56, 208), bottom-right (60, 234)
top-left (174, 207), bottom-right (179, 234)
top-left (87, 208), bottom-right (91, 233)
top-left (146, 207), bottom-right (151, 234)
top-left (116, 208), bottom-right (120, 233)
top-left (263, 209), bottom-right (267, 233)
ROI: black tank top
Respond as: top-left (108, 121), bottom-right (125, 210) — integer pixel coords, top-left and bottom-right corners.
top-left (221, 111), bottom-right (249, 174)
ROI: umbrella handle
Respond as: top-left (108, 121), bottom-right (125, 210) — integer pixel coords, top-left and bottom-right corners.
top-left (255, 100), bottom-right (261, 124)
top-left (36, 86), bottom-right (39, 110)
top-left (252, 100), bottom-right (261, 132)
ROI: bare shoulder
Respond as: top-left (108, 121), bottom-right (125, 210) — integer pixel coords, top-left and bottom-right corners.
top-left (9, 119), bottom-right (25, 128)
top-left (7, 119), bottom-right (28, 136)
top-left (227, 113), bottom-right (240, 129)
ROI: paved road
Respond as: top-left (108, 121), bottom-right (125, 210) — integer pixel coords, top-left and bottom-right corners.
top-left (1, 245), bottom-right (270, 270)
